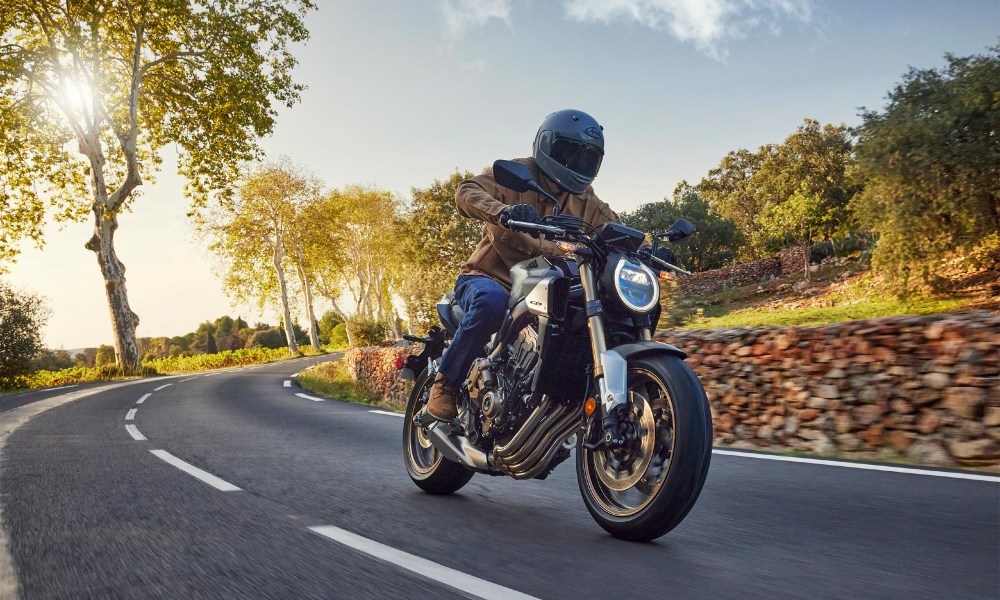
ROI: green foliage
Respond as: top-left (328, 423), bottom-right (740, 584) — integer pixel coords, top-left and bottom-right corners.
top-left (0, 281), bottom-right (49, 377)
top-left (328, 322), bottom-right (349, 349)
top-left (246, 327), bottom-right (288, 349)
top-left (317, 311), bottom-right (343, 344)
top-left (95, 344), bottom-right (116, 367)
top-left (296, 361), bottom-right (384, 407)
top-left (852, 47), bottom-right (1000, 283)
top-left (1, 363), bottom-right (157, 393)
top-left (697, 146), bottom-right (775, 260)
top-left (622, 183), bottom-right (742, 271)
top-left (143, 347), bottom-right (290, 373)
top-left (346, 317), bottom-right (390, 347)
top-left (30, 349), bottom-right (75, 372)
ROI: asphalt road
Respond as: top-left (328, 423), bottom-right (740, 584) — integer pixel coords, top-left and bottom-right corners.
top-left (1, 356), bottom-right (997, 599)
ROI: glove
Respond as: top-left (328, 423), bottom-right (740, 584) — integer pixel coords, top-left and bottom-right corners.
top-left (499, 204), bottom-right (541, 228)
top-left (640, 246), bottom-right (677, 269)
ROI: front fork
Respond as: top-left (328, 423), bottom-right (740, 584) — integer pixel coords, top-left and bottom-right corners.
top-left (579, 262), bottom-right (635, 447)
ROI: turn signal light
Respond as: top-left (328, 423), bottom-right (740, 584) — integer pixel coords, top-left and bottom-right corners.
top-left (584, 397), bottom-right (597, 416)
top-left (557, 241), bottom-right (579, 253)
top-left (395, 357), bottom-right (404, 370)
top-left (658, 271), bottom-right (673, 280)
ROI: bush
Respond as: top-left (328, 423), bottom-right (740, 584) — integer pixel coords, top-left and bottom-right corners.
top-left (245, 327), bottom-right (287, 349)
top-left (346, 317), bottom-right (390, 347)
top-left (328, 322), bottom-right (349, 349)
top-left (143, 347), bottom-right (291, 373)
top-left (0, 281), bottom-right (49, 378)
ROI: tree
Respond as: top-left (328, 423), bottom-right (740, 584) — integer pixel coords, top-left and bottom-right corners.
top-left (697, 146), bottom-right (775, 260)
top-left (0, 1), bottom-right (313, 368)
top-left (205, 160), bottom-right (323, 355)
top-left (94, 344), bottom-right (115, 367)
top-left (852, 47), bottom-right (1000, 281)
top-left (316, 310), bottom-right (343, 345)
top-left (622, 183), bottom-right (742, 272)
top-left (0, 281), bottom-right (49, 378)
top-left (398, 171), bottom-right (483, 333)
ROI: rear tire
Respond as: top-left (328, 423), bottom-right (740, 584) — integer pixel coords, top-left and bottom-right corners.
top-left (403, 369), bottom-right (474, 494)
top-left (577, 354), bottom-right (712, 541)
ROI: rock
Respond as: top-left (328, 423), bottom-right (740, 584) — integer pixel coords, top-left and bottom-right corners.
top-left (922, 372), bottom-right (951, 389)
top-left (984, 407), bottom-right (1000, 427)
top-left (783, 416), bottom-right (800, 435)
top-left (887, 430), bottom-right (914, 451)
top-left (861, 424), bottom-right (884, 446)
top-left (891, 399), bottom-right (913, 414)
top-left (826, 368), bottom-right (847, 379)
top-left (858, 387), bottom-right (879, 403)
top-left (815, 384), bottom-right (840, 399)
top-left (854, 404), bottom-right (882, 426)
top-left (836, 433), bottom-right (861, 452)
top-left (808, 434), bottom-right (835, 455)
top-left (807, 397), bottom-right (828, 409)
top-left (916, 411), bottom-right (942, 434)
top-left (906, 441), bottom-right (953, 466)
top-left (942, 387), bottom-right (986, 419)
top-left (835, 414), bottom-right (855, 434)
top-left (799, 409), bottom-right (819, 421)
top-left (947, 439), bottom-right (997, 460)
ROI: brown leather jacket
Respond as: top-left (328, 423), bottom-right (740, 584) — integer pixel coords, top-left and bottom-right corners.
top-left (456, 158), bottom-right (621, 289)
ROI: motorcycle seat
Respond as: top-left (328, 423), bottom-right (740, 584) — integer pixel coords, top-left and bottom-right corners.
top-left (436, 291), bottom-right (465, 335)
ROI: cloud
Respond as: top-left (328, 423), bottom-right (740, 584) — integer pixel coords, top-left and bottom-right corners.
top-left (439, 0), bottom-right (513, 42)
top-left (563, 0), bottom-right (813, 60)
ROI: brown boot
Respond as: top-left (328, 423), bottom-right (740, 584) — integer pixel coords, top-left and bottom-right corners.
top-left (426, 373), bottom-right (459, 421)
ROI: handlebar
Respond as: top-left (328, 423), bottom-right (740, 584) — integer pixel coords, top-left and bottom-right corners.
top-left (506, 219), bottom-right (567, 237)
top-left (646, 253), bottom-right (692, 276)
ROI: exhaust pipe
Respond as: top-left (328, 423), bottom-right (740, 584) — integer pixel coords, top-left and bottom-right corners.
top-left (427, 422), bottom-right (488, 471)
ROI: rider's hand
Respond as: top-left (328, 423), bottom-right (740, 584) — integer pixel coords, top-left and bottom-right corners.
top-left (499, 204), bottom-right (541, 228)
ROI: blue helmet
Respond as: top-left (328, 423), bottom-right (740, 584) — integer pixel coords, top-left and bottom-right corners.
top-left (532, 109), bottom-right (605, 195)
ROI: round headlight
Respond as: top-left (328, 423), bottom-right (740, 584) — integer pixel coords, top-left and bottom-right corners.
top-left (613, 258), bottom-right (660, 313)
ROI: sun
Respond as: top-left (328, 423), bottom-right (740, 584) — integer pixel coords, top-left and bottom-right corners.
top-left (58, 77), bottom-right (95, 119)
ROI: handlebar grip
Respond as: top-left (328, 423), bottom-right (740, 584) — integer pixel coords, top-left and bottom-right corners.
top-left (402, 334), bottom-right (432, 344)
top-left (506, 220), bottom-right (566, 237)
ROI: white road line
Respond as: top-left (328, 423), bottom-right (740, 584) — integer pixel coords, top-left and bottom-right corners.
top-left (153, 383), bottom-right (173, 391)
top-left (369, 410), bottom-right (404, 418)
top-left (125, 408), bottom-right (137, 421)
top-left (290, 373), bottom-right (299, 378)
top-left (136, 393), bottom-right (151, 405)
top-left (283, 380), bottom-right (292, 387)
top-left (125, 424), bottom-right (147, 441)
top-left (308, 525), bottom-right (540, 600)
top-left (295, 393), bottom-right (326, 402)
top-left (178, 377), bottom-right (197, 383)
top-left (42, 384), bottom-right (79, 392)
top-left (149, 450), bottom-right (241, 492)
top-left (713, 449), bottom-right (1000, 482)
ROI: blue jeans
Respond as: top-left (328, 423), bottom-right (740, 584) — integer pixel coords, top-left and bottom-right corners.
top-left (439, 275), bottom-right (508, 385)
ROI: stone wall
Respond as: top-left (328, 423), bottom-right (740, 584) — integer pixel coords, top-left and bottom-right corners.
top-left (344, 310), bottom-right (999, 469)
top-left (676, 245), bottom-right (810, 297)
top-left (343, 346), bottom-right (416, 411)
top-left (656, 310), bottom-right (1000, 468)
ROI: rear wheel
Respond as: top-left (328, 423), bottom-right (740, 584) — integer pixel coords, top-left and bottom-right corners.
top-left (577, 354), bottom-right (712, 541)
top-left (403, 369), bottom-right (474, 494)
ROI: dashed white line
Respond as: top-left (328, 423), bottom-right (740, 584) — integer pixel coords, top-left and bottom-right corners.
top-left (136, 393), bottom-right (151, 404)
top-left (308, 525), bottom-right (540, 600)
top-left (713, 449), bottom-right (1000, 482)
top-left (149, 450), bottom-right (241, 492)
top-left (125, 408), bottom-right (137, 421)
top-left (295, 393), bottom-right (326, 402)
top-left (42, 384), bottom-right (79, 392)
top-left (125, 424), bottom-right (146, 441)
top-left (369, 410), bottom-right (404, 418)
top-left (178, 377), bottom-right (197, 383)
top-left (283, 380), bottom-right (292, 387)
top-left (153, 383), bottom-right (173, 391)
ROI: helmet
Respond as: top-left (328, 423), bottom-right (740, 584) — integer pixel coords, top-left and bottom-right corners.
top-left (532, 109), bottom-right (605, 195)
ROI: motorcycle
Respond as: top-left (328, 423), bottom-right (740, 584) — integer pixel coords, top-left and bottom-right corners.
top-left (398, 160), bottom-right (712, 541)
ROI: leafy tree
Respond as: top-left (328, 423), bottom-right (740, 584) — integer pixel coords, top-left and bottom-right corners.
top-left (697, 146), bottom-right (776, 260)
top-left (31, 348), bottom-right (75, 372)
top-left (246, 327), bottom-right (286, 350)
top-left (0, 1), bottom-right (313, 367)
top-left (852, 47), bottom-right (1000, 282)
top-left (622, 183), bottom-right (742, 271)
top-left (74, 347), bottom-right (97, 367)
top-left (94, 344), bottom-right (115, 367)
top-left (204, 160), bottom-right (323, 355)
top-left (317, 310), bottom-right (343, 345)
top-left (0, 281), bottom-right (49, 377)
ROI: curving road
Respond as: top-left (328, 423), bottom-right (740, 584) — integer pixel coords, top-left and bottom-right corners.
top-left (1, 356), bottom-right (998, 599)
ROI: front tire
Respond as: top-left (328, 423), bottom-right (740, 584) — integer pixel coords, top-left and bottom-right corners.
top-left (403, 368), bottom-right (474, 494)
top-left (577, 354), bottom-right (712, 541)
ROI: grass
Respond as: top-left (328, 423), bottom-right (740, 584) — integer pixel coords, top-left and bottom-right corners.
top-left (296, 360), bottom-right (385, 407)
top-left (681, 296), bottom-right (971, 329)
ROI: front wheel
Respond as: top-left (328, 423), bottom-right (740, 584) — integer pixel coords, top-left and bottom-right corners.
top-left (403, 368), bottom-right (474, 494)
top-left (577, 354), bottom-right (712, 541)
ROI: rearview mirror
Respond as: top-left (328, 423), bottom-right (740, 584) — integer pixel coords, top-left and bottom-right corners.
top-left (666, 219), bottom-right (696, 243)
top-left (493, 160), bottom-right (537, 193)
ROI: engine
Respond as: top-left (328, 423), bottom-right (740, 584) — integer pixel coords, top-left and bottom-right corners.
top-left (467, 327), bottom-right (539, 443)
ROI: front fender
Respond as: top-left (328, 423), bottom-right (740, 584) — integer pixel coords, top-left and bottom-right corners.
top-left (610, 340), bottom-right (688, 362)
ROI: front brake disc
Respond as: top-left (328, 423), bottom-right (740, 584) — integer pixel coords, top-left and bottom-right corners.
top-left (593, 392), bottom-right (656, 491)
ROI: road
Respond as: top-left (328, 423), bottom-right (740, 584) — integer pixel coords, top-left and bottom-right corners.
top-left (1, 356), bottom-right (997, 599)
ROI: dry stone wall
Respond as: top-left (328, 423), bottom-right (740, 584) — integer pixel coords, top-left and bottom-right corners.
top-left (344, 310), bottom-right (999, 469)
top-left (656, 310), bottom-right (1000, 468)
top-left (677, 245), bottom-right (810, 297)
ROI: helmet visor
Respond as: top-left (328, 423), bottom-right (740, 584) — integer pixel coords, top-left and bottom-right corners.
top-left (549, 136), bottom-right (604, 179)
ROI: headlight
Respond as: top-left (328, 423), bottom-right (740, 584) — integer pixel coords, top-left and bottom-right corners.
top-left (613, 258), bottom-right (660, 313)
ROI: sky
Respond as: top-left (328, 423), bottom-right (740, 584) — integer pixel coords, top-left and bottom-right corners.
top-left (6, 0), bottom-right (999, 350)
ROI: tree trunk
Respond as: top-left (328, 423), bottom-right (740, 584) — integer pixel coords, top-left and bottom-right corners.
top-left (294, 242), bottom-right (321, 350)
top-left (272, 243), bottom-right (299, 355)
top-left (86, 211), bottom-right (141, 370)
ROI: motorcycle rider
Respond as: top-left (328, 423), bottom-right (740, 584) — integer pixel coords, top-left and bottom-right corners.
top-left (426, 109), bottom-right (674, 421)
